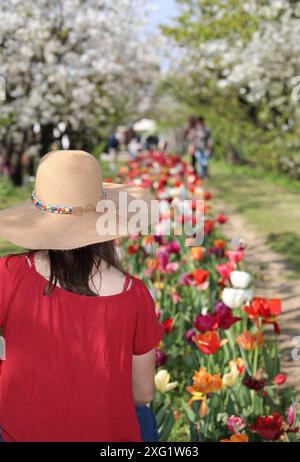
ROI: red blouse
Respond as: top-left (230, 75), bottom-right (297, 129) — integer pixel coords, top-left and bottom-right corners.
top-left (0, 254), bottom-right (164, 442)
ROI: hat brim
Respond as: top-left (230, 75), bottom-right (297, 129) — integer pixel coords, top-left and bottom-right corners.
top-left (0, 183), bottom-right (158, 250)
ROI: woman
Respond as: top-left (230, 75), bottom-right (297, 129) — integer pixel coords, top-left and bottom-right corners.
top-left (0, 150), bottom-right (164, 442)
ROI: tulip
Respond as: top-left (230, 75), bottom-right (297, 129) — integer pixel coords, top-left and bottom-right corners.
top-left (187, 367), bottom-right (222, 395)
top-left (167, 240), bottom-right (180, 254)
top-left (227, 416), bottom-right (246, 433)
top-left (217, 214), bottom-right (227, 224)
top-left (236, 330), bottom-right (263, 351)
top-left (194, 331), bottom-right (227, 355)
top-left (194, 313), bottom-right (217, 332)
top-left (185, 328), bottom-right (196, 345)
top-left (155, 351), bottom-right (168, 368)
top-left (199, 398), bottom-right (208, 417)
top-left (288, 404), bottom-right (295, 427)
top-left (216, 262), bottom-right (235, 281)
top-left (221, 434), bottom-right (248, 443)
top-left (222, 372), bottom-right (237, 388)
top-left (190, 246), bottom-right (204, 261)
top-left (273, 373), bottom-right (287, 385)
top-left (222, 288), bottom-right (253, 309)
top-left (141, 236), bottom-right (156, 255)
top-left (192, 269), bottom-right (210, 284)
top-left (230, 270), bottom-right (252, 289)
top-left (214, 303), bottom-right (242, 330)
top-left (165, 262), bottom-right (180, 273)
top-left (226, 250), bottom-right (244, 264)
top-left (229, 358), bottom-right (245, 376)
top-left (243, 376), bottom-right (266, 391)
top-left (155, 370), bottom-right (178, 393)
top-left (250, 413), bottom-right (284, 441)
top-left (163, 318), bottom-right (176, 335)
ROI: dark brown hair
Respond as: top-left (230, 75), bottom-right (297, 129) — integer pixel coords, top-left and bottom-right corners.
top-left (10, 241), bottom-right (123, 296)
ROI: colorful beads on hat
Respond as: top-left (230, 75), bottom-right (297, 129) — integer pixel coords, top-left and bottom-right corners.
top-left (31, 191), bottom-right (73, 215)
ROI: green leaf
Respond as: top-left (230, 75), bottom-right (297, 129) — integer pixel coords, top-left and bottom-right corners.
top-left (181, 398), bottom-right (196, 422)
top-left (159, 411), bottom-right (175, 442)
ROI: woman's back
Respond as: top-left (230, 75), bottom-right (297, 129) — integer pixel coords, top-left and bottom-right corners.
top-left (0, 253), bottom-right (164, 442)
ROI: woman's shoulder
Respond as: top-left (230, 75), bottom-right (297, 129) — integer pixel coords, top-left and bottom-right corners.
top-left (129, 275), bottom-right (155, 303)
top-left (0, 253), bottom-right (27, 273)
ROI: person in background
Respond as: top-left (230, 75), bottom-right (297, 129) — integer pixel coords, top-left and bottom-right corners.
top-left (145, 134), bottom-right (159, 151)
top-left (183, 115), bottom-right (198, 170)
top-left (107, 129), bottom-right (120, 157)
top-left (193, 116), bottom-right (213, 180)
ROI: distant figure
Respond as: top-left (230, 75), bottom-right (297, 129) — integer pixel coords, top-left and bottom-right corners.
top-left (107, 131), bottom-right (119, 152)
top-left (193, 116), bottom-right (213, 179)
top-left (125, 126), bottom-right (141, 159)
top-left (145, 134), bottom-right (159, 151)
top-left (184, 115), bottom-right (198, 169)
top-left (187, 116), bottom-right (213, 179)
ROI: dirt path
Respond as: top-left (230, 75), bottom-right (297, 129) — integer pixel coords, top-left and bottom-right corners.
top-left (212, 198), bottom-right (300, 390)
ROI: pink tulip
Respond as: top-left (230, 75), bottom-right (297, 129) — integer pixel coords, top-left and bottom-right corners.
top-left (227, 415), bottom-right (246, 433)
top-left (288, 404), bottom-right (295, 427)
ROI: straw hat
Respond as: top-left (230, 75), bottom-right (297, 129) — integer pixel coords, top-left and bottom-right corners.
top-left (0, 150), bottom-right (157, 250)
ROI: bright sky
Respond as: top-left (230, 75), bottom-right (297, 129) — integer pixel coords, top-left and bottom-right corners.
top-left (148, 0), bottom-right (178, 29)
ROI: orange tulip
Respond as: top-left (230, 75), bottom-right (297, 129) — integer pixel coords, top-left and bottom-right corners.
top-left (190, 246), bottom-right (204, 261)
top-left (194, 331), bottom-right (227, 355)
top-left (221, 434), bottom-right (249, 443)
top-left (236, 330), bottom-right (263, 351)
top-left (214, 239), bottom-right (226, 249)
top-left (187, 367), bottom-right (222, 395)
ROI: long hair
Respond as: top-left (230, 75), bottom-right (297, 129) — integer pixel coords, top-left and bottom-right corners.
top-left (9, 241), bottom-right (123, 297)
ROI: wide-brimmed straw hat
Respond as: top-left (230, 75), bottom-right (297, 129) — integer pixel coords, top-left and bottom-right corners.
top-left (0, 150), bottom-right (157, 250)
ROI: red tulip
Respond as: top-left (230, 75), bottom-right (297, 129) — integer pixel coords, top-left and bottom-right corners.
top-left (250, 413), bottom-right (284, 441)
top-left (273, 373), bottom-right (287, 385)
top-left (193, 331), bottom-right (227, 355)
top-left (244, 297), bottom-right (281, 319)
top-left (192, 269), bottom-right (210, 284)
top-left (217, 214), bottom-right (227, 224)
top-left (163, 318), bottom-right (176, 335)
top-left (194, 314), bottom-right (217, 332)
top-left (214, 303), bottom-right (242, 330)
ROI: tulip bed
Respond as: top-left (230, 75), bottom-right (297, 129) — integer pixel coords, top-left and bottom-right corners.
top-left (113, 151), bottom-right (299, 442)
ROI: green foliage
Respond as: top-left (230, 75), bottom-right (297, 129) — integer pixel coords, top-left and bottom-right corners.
top-left (267, 232), bottom-right (300, 275)
top-left (163, 0), bottom-right (259, 45)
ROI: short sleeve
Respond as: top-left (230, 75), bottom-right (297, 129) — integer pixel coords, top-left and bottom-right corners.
top-left (0, 257), bottom-right (9, 326)
top-left (133, 280), bottom-right (164, 355)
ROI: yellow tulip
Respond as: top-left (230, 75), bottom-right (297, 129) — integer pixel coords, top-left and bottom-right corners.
top-left (155, 370), bottom-right (178, 393)
top-left (222, 372), bottom-right (236, 388)
top-left (199, 398), bottom-right (208, 418)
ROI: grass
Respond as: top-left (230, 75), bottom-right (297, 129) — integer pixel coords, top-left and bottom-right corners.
top-left (206, 159), bottom-right (300, 275)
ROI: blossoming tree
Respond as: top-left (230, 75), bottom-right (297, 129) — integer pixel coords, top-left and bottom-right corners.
top-left (0, 0), bottom-right (160, 182)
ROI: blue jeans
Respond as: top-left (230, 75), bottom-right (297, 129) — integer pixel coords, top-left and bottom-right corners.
top-left (195, 149), bottom-right (209, 179)
top-left (0, 406), bottom-right (159, 442)
top-left (135, 405), bottom-right (159, 442)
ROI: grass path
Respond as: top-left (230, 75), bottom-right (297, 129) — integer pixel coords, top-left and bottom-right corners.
top-left (206, 160), bottom-right (300, 276)
top-left (208, 164), bottom-right (300, 390)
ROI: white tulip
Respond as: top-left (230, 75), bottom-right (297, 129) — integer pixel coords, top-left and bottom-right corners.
top-left (230, 271), bottom-right (252, 289)
top-left (222, 288), bottom-right (252, 309)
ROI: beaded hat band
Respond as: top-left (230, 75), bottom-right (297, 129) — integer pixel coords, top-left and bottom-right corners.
top-left (31, 190), bottom-right (107, 216)
top-left (0, 150), bottom-right (156, 250)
